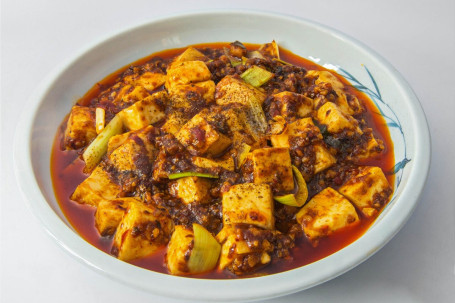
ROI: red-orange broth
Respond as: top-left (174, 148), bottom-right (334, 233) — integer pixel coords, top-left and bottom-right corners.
top-left (51, 43), bottom-right (395, 279)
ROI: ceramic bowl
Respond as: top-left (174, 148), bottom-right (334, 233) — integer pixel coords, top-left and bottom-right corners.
top-left (13, 10), bottom-right (430, 302)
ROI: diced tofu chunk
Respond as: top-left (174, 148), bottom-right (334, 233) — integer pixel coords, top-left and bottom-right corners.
top-left (64, 105), bottom-right (97, 149)
top-left (124, 72), bottom-right (166, 92)
top-left (165, 61), bottom-right (211, 90)
top-left (339, 166), bottom-right (392, 217)
top-left (176, 110), bottom-right (231, 156)
top-left (251, 147), bottom-right (294, 192)
top-left (306, 70), bottom-right (363, 115)
top-left (166, 225), bottom-right (194, 275)
top-left (95, 198), bottom-right (131, 236)
top-left (216, 225), bottom-right (274, 273)
top-left (352, 131), bottom-right (384, 161)
top-left (296, 187), bottom-right (359, 246)
top-left (222, 183), bottom-right (274, 230)
top-left (168, 47), bottom-right (207, 70)
top-left (221, 105), bottom-right (264, 143)
top-left (107, 132), bottom-right (130, 155)
top-left (169, 176), bottom-right (212, 204)
top-left (161, 112), bottom-right (187, 136)
top-left (306, 70), bottom-right (345, 91)
top-left (109, 126), bottom-right (156, 171)
top-left (111, 85), bottom-right (150, 108)
top-left (112, 200), bottom-right (174, 261)
top-left (71, 165), bottom-right (121, 207)
top-left (215, 75), bottom-right (266, 106)
top-left (271, 118), bottom-right (322, 148)
top-left (313, 143), bottom-right (337, 174)
top-left (168, 80), bottom-right (215, 109)
top-left (119, 91), bottom-right (167, 130)
top-left (316, 102), bottom-right (362, 136)
top-left (192, 156), bottom-right (235, 171)
top-left (271, 91), bottom-right (313, 118)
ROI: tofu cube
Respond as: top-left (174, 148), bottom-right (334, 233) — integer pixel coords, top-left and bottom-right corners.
top-left (166, 225), bottom-right (195, 275)
top-left (64, 105), bottom-right (97, 149)
top-left (124, 72), bottom-right (166, 92)
top-left (95, 198), bottom-right (131, 236)
top-left (161, 112), bottom-right (188, 136)
top-left (168, 47), bottom-right (207, 70)
top-left (352, 131), bottom-right (384, 161)
top-left (316, 102), bottom-right (362, 136)
top-left (339, 166), bottom-right (392, 217)
top-left (272, 91), bottom-right (313, 118)
top-left (251, 147), bottom-right (294, 192)
top-left (107, 132), bottom-right (130, 156)
top-left (113, 200), bottom-right (174, 261)
top-left (306, 70), bottom-right (363, 115)
top-left (296, 187), bottom-right (359, 246)
top-left (306, 70), bottom-right (345, 91)
top-left (112, 85), bottom-right (150, 107)
top-left (109, 126), bottom-right (156, 171)
top-left (169, 176), bottom-right (212, 204)
top-left (120, 91), bottom-right (167, 131)
top-left (216, 225), bottom-right (273, 272)
top-left (168, 80), bottom-right (215, 109)
top-left (222, 183), bottom-right (274, 230)
top-left (176, 110), bottom-right (231, 156)
top-left (314, 143), bottom-right (337, 174)
top-left (165, 61), bottom-right (211, 90)
top-left (71, 165), bottom-right (121, 207)
top-left (271, 117), bottom-right (322, 148)
top-left (215, 75), bottom-right (266, 106)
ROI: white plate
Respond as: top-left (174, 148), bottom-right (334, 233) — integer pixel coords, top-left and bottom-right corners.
top-left (13, 10), bottom-right (430, 302)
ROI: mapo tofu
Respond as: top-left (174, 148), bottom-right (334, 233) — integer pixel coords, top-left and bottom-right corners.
top-left (51, 41), bottom-right (394, 278)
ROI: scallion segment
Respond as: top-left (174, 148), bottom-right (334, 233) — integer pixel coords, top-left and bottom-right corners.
top-left (168, 172), bottom-right (219, 180)
top-left (240, 66), bottom-right (274, 87)
top-left (82, 114), bottom-right (123, 172)
top-left (187, 223), bottom-right (221, 274)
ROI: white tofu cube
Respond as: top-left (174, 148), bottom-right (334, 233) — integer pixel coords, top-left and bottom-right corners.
top-left (176, 110), bottom-right (231, 156)
top-left (119, 91), bottom-right (167, 130)
top-left (316, 102), bottom-right (362, 136)
top-left (95, 198), bottom-right (131, 236)
top-left (165, 61), bottom-right (211, 90)
top-left (166, 225), bottom-right (194, 275)
top-left (271, 91), bottom-right (313, 118)
top-left (71, 165), bottom-right (121, 207)
top-left (222, 183), bottom-right (274, 230)
top-left (339, 166), bottom-right (392, 217)
top-left (296, 187), bottom-right (359, 246)
top-left (169, 176), bottom-right (212, 204)
top-left (64, 105), bottom-right (97, 150)
top-left (271, 117), bottom-right (322, 148)
top-left (113, 200), bottom-right (174, 261)
top-left (215, 75), bottom-right (266, 106)
top-left (251, 147), bottom-right (294, 192)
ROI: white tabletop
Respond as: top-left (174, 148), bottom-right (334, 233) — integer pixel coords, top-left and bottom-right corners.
top-left (2, 0), bottom-right (454, 302)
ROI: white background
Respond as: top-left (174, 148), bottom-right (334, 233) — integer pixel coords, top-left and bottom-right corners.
top-left (1, 0), bottom-right (454, 302)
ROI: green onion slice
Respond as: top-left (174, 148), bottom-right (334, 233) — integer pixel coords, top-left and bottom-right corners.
top-left (168, 172), bottom-right (219, 180)
top-left (274, 166), bottom-right (308, 207)
top-left (82, 114), bottom-right (123, 172)
top-left (187, 223), bottom-right (221, 274)
top-left (240, 66), bottom-right (274, 87)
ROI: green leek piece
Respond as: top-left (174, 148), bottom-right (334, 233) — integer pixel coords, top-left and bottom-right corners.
top-left (240, 66), bottom-right (274, 87)
top-left (292, 165), bottom-right (308, 206)
top-left (274, 166), bottom-right (308, 207)
top-left (168, 172), bottom-right (219, 180)
top-left (274, 193), bottom-right (299, 207)
top-left (187, 223), bottom-right (221, 274)
top-left (237, 143), bottom-right (251, 169)
top-left (82, 114), bottom-right (123, 172)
